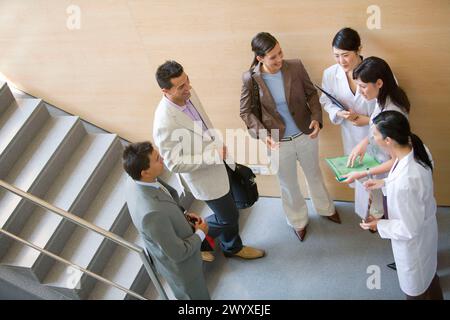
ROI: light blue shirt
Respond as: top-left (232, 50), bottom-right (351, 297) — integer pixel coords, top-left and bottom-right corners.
top-left (135, 180), bottom-right (205, 241)
top-left (262, 70), bottom-right (301, 138)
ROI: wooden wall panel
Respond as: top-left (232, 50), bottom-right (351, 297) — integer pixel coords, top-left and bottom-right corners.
top-left (0, 0), bottom-right (448, 204)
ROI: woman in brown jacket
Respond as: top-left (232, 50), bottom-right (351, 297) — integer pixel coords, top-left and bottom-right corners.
top-left (240, 32), bottom-right (340, 242)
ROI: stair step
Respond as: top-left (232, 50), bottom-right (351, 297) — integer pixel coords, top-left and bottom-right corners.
top-left (0, 99), bottom-right (48, 177)
top-left (44, 161), bottom-right (130, 298)
top-left (0, 116), bottom-right (84, 238)
top-left (88, 224), bottom-right (150, 300)
top-left (143, 275), bottom-right (175, 300)
top-left (0, 134), bottom-right (119, 281)
top-left (0, 83), bottom-right (15, 116)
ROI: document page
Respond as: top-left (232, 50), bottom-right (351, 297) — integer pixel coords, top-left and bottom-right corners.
top-left (355, 179), bottom-right (370, 221)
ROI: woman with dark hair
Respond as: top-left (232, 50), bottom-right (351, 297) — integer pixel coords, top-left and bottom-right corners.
top-left (240, 32), bottom-right (340, 243)
top-left (347, 56), bottom-right (410, 168)
top-left (360, 111), bottom-right (443, 300)
top-left (320, 27), bottom-right (376, 155)
top-left (343, 56), bottom-right (410, 219)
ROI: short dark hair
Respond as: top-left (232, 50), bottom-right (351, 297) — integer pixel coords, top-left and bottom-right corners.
top-left (122, 141), bottom-right (154, 180)
top-left (155, 60), bottom-right (184, 89)
top-left (332, 27), bottom-right (361, 52)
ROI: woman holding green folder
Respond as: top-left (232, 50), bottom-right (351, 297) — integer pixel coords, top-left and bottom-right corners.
top-left (342, 57), bottom-right (410, 219)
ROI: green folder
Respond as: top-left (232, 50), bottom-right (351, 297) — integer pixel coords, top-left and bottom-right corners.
top-left (325, 155), bottom-right (380, 182)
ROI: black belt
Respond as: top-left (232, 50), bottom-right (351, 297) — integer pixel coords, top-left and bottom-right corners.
top-left (280, 132), bottom-right (304, 141)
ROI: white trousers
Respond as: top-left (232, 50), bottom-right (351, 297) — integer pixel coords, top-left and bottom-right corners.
top-left (271, 134), bottom-right (335, 229)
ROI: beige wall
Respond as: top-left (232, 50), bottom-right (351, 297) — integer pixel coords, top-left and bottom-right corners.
top-left (0, 0), bottom-right (449, 204)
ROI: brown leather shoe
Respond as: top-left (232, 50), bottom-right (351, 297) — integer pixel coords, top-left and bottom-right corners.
top-left (201, 251), bottom-right (215, 262)
top-left (294, 226), bottom-right (307, 242)
top-left (224, 246), bottom-right (265, 259)
top-left (327, 211), bottom-right (341, 224)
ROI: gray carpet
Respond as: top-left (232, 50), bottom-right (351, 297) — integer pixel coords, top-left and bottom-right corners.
top-left (188, 197), bottom-right (450, 300)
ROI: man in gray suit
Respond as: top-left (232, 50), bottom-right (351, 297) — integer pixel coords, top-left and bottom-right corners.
top-left (123, 141), bottom-right (210, 300)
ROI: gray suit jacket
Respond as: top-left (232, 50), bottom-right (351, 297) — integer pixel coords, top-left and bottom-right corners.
top-left (125, 176), bottom-right (210, 299)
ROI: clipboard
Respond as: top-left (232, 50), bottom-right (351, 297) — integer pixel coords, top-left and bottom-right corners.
top-left (354, 179), bottom-right (370, 221)
top-left (315, 84), bottom-right (348, 111)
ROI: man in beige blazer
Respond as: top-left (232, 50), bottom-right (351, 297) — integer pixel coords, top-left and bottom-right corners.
top-left (153, 60), bottom-right (264, 259)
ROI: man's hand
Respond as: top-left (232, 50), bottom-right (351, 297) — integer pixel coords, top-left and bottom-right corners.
top-left (308, 120), bottom-right (320, 139)
top-left (187, 212), bottom-right (209, 234)
top-left (186, 212), bottom-right (202, 224)
top-left (195, 218), bottom-right (209, 235)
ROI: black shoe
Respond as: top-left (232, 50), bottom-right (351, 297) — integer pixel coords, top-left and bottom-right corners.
top-left (387, 262), bottom-right (397, 271)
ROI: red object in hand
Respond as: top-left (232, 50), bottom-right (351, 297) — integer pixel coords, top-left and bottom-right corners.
top-left (205, 235), bottom-right (215, 249)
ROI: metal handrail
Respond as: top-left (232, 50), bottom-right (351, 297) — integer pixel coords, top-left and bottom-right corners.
top-left (0, 179), bottom-right (168, 300)
top-left (0, 228), bottom-right (146, 300)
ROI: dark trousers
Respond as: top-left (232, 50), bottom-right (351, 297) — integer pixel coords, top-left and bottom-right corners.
top-left (205, 189), bottom-right (243, 254)
top-left (406, 273), bottom-right (444, 300)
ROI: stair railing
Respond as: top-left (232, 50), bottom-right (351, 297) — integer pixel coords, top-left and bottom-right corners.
top-left (0, 179), bottom-right (168, 300)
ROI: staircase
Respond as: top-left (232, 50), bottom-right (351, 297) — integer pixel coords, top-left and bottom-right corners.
top-left (0, 81), bottom-right (175, 299)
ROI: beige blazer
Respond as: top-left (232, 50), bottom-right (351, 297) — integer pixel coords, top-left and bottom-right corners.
top-left (153, 89), bottom-right (235, 201)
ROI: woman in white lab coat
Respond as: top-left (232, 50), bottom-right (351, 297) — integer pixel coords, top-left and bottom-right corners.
top-left (342, 57), bottom-right (410, 218)
top-left (320, 28), bottom-right (376, 155)
top-left (361, 111), bottom-right (443, 300)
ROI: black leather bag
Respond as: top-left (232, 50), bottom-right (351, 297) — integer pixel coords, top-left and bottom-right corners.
top-left (225, 162), bottom-right (259, 209)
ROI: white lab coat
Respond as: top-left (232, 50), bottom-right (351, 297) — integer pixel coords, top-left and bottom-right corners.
top-left (320, 64), bottom-right (376, 155)
top-left (377, 150), bottom-right (438, 296)
top-left (367, 99), bottom-right (409, 217)
top-left (367, 98), bottom-right (408, 171)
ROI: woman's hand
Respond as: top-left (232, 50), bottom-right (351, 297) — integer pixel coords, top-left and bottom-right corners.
top-left (340, 171), bottom-right (366, 184)
top-left (265, 136), bottom-right (280, 150)
top-left (360, 215), bottom-right (380, 232)
top-left (363, 179), bottom-right (385, 190)
top-left (337, 110), bottom-right (358, 121)
top-left (347, 138), bottom-right (369, 167)
top-left (351, 115), bottom-right (370, 127)
top-left (308, 120), bottom-right (320, 139)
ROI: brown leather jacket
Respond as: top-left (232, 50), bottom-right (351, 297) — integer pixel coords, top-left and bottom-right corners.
top-left (240, 59), bottom-right (323, 141)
